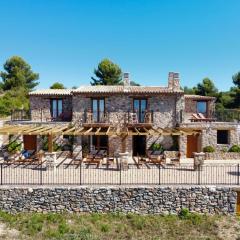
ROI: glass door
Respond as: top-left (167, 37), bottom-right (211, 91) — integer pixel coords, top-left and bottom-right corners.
top-left (133, 99), bottom-right (147, 123)
top-left (92, 98), bottom-right (105, 122)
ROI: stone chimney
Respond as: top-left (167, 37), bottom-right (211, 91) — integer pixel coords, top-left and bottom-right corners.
top-left (123, 72), bottom-right (130, 86)
top-left (168, 72), bottom-right (180, 90)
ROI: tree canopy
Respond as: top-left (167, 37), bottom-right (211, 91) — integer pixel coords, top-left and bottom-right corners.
top-left (91, 59), bottom-right (122, 85)
top-left (50, 82), bottom-right (65, 89)
top-left (194, 78), bottom-right (218, 97)
top-left (0, 56), bottom-right (39, 91)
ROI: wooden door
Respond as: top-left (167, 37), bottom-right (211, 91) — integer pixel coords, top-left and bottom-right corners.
top-left (23, 135), bottom-right (37, 151)
top-left (186, 135), bottom-right (198, 158)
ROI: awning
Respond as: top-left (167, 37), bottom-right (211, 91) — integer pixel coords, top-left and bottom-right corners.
top-left (0, 124), bottom-right (199, 136)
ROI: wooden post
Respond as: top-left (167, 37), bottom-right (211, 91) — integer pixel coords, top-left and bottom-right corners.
top-left (121, 134), bottom-right (127, 153)
top-left (48, 134), bottom-right (53, 153)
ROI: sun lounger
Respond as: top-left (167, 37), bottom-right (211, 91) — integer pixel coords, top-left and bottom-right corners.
top-left (190, 113), bottom-right (215, 122)
top-left (147, 150), bottom-right (164, 165)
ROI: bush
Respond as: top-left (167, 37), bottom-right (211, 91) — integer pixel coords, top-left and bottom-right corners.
top-left (203, 146), bottom-right (215, 153)
top-left (178, 208), bottom-right (190, 219)
top-left (228, 145), bottom-right (240, 152)
top-left (150, 143), bottom-right (164, 152)
top-left (7, 140), bottom-right (21, 153)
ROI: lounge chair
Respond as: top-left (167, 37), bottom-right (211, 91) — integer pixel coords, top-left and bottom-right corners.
top-left (164, 151), bottom-right (181, 166)
top-left (147, 150), bottom-right (164, 165)
top-left (190, 113), bottom-right (215, 122)
top-left (84, 150), bottom-right (103, 167)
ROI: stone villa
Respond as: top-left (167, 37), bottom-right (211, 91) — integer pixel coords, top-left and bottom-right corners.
top-left (10, 71), bottom-right (236, 160)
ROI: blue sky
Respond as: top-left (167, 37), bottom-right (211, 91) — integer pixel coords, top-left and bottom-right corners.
top-left (0, 0), bottom-right (239, 90)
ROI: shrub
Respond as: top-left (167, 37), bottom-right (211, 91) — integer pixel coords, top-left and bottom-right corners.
top-left (203, 146), bottom-right (215, 153)
top-left (7, 140), bottom-right (21, 153)
top-left (150, 143), bottom-right (164, 152)
top-left (178, 208), bottom-right (190, 219)
top-left (228, 145), bottom-right (240, 152)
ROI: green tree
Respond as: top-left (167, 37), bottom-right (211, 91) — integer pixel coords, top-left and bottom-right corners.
top-left (91, 59), bottom-right (122, 85)
top-left (233, 72), bottom-right (240, 88)
top-left (231, 72), bottom-right (240, 108)
top-left (50, 82), bottom-right (65, 89)
top-left (0, 87), bottom-right (29, 116)
top-left (194, 78), bottom-right (218, 97)
top-left (0, 56), bottom-right (39, 91)
top-left (183, 86), bottom-right (195, 94)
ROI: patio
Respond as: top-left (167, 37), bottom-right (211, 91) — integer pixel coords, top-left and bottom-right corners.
top-left (0, 154), bottom-right (239, 186)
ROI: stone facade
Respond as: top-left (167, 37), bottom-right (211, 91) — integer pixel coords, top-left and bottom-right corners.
top-left (27, 76), bottom-right (239, 158)
top-left (179, 122), bottom-right (240, 157)
top-left (0, 186), bottom-right (236, 214)
top-left (30, 96), bottom-right (72, 122)
top-left (71, 94), bottom-right (183, 155)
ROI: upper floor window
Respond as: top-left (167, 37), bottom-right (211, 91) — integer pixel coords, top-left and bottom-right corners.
top-left (197, 101), bottom-right (207, 114)
top-left (92, 98), bottom-right (105, 122)
top-left (51, 99), bottom-right (63, 118)
top-left (133, 99), bottom-right (147, 123)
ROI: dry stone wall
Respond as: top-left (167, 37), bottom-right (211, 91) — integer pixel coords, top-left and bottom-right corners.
top-left (0, 186), bottom-right (236, 214)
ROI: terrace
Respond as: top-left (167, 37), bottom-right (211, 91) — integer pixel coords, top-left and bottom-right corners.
top-left (0, 124), bottom-right (239, 186)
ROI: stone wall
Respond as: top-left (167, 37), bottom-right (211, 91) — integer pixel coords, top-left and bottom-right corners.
top-left (205, 152), bottom-right (240, 160)
top-left (30, 96), bottom-right (72, 122)
top-left (180, 122), bottom-right (240, 157)
top-left (0, 186), bottom-right (236, 214)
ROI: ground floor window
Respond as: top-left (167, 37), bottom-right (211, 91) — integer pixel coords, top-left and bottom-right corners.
top-left (217, 130), bottom-right (229, 144)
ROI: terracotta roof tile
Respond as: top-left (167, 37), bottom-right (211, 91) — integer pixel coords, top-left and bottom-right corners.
top-left (184, 94), bottom-right (216, 100)
top-left (73, 85), bottom-right (183, 94)
top-left (29, 89), bottom-right (72, 96)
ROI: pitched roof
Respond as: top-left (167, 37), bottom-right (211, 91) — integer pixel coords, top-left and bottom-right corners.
top-left (29, 85), bottom-right (184, 96)
top-left (29, 89), bottom-right (72, 96)
top-left (184, 94), bottom-right (216, 100)
top-left (73, 85), bottom-right (183, 94)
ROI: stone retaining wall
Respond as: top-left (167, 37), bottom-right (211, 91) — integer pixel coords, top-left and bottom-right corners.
top-left (0, 186), bottom-right (236, 214)
top-left (205, 152), bottom-right (240, 160)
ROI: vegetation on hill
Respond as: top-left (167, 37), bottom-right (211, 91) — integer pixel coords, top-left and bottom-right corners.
top-left (0, 210), bottom-right (239, 240)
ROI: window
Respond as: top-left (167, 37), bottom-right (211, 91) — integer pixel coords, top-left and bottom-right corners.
top-left (51, 99), bottom-right (63, 118)
top-left (133, 99), bottom-right (147, 123)
top-left (92, 98), bottom-right (105, 122)
top-left (217, 130), bottom-right (229, 144)
top-left (197, 101), bottom-right (207, 114)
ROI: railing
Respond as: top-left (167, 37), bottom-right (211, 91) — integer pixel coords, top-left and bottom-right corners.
top-left (11, 109), bottom-right (72, 122)
top-left (0, 163), bottom-right (239, 186)
top-left (83, 110), bottom-right (154, 124)
top-left (11, 109), bottom-right (31, 121)
top-left (214, 109), bottom-right (240, 122)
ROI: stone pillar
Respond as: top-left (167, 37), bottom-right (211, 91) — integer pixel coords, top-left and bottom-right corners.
top-left (73, 136), bottom-right (82, 160)
top-left (179, 135), bottom-right (187, 158)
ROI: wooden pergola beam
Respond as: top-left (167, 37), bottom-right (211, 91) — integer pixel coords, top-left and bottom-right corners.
top-left (95, 127), bottom-right (101, 135)
top-left (83, 127), bottom-right (93, 135)
top-left (62, 126), bottom-right (76, 135)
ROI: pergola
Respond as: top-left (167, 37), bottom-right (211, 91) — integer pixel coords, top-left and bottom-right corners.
top-left (0, 124), bottom-right (199, 152)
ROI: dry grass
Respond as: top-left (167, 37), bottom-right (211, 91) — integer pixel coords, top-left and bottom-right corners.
top-left (0, 211), bottom-right (239, 240)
